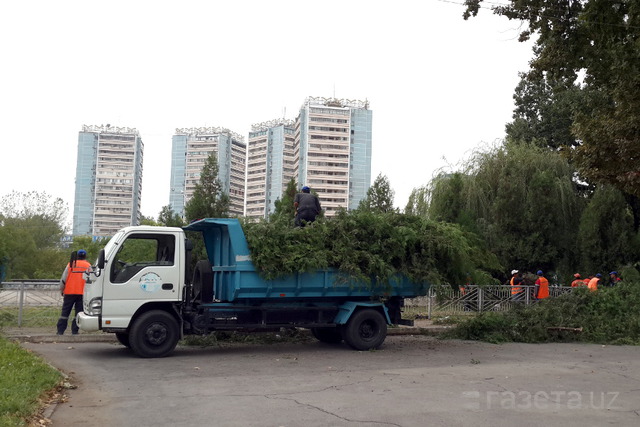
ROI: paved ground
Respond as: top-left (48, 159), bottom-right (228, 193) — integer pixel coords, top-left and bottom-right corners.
top-left (18, 330), bottom-right (640, 427)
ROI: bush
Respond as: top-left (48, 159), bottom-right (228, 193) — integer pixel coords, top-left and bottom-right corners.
top-left (447, 281), bottom-right (640, 344)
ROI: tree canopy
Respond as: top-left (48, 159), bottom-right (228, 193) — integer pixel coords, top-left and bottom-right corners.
top-left (465, 0), bottom-right (640, 198)
top-left (358, 173), bottom-right (396, 213)
top-left (184, 152), bottom-right (230, 222)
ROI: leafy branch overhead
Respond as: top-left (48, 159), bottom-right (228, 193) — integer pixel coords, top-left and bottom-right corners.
top-left (464, 0), bottom-right (640, 198)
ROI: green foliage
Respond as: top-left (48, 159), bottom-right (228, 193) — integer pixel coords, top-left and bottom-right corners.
top-left (448, 281), bottom-right (640, 344)
top-left (0, 191), bottom-right (68, 280)
top-left (358, 173), bottom-right (396, 213)
top-left (0, 335), bottom-right (62, 426)
top-left (244, 210), bottom-right (501, 287)
top-left (271, 178), bottom-right (298, 223)
top-left (424, 143), bottom-right (583, 279)
top-left (464, 0), bottom-right (640, 198)
top-left (68, 235), bottom-right (109, 265)
top-left (184, 152), bottom-right (230, 222)
top-left (158, 205), bottom-right (185, 227)
top-left (578, 185), bottom-right (636, 273)
top-left (404, 185), bottom-right (429, 216)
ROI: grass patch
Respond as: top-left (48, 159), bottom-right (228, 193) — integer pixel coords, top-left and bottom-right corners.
top-left (446, 281), bottom-right (640, 344)
top-left (0, 336), bottom-right (62, 426)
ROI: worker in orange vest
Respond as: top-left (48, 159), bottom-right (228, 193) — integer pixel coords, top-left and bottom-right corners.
top-left (510, 270), bottom-right (524, 300)
top-left (57, 250), bottom-right (91, 335)
top-left (535, 270), bottom-right (549, 299)
top-left (588, 273), bottom-right (602, 292)
top-left (571, 273), bottom-right (583, 287)
top-left (583, 275), bottom-right (592, 286)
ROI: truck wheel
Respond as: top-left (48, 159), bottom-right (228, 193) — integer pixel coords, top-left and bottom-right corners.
top-left (115, 332), bottom-right (131, 348)
top-left (192, 260), bottom-right (214, 303)
top-left (311, 327), bottom-right (343, 344)
top-left (129, 310), bottom-right (179, 358)
top-left (342, 309), bottom-right (387, 351)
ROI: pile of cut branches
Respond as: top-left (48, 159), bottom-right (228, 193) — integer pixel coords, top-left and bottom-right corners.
top-left (243, 210), bottom-right (501, 287)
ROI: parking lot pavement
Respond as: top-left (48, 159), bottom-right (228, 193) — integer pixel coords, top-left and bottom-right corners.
top-left (23, 335), bottom-right (640, 427)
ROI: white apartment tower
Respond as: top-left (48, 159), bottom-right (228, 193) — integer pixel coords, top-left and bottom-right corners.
top-left (246, 119), bottom-right (296, 218)
top-left (72, 124), bottom-right (144, 236)
top-left (294, 97), bottom-right (372, 217)
top-left (169, 127), bottom-right (246, 217)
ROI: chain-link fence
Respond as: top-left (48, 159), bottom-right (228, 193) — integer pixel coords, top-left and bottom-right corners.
top-left (0, 280), bottom-right (62, 327)
top-left (405, 284), bottom-right (577, 318)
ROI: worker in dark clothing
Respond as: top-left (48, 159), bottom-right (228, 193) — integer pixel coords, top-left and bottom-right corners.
top-left (294, 186), bottom-right (322, 227)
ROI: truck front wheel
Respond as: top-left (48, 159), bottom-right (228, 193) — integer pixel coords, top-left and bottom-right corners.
top-left (129, 310), bottom-right (179, 358)
top-left (342, 309), bottom-right (387, 351)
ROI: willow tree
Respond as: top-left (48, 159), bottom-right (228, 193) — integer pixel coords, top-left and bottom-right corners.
top-left (426, 143), bottom-right (583, 280)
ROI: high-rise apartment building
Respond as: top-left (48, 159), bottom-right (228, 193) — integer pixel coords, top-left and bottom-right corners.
top-left (245, 119), bottom-right (296, 219)
top-left (294, 97), bottom-right (372, 216)
top-left (72, 124), bottom-right (144, 236)
top-left (169, 127), bottom-right (246, 217)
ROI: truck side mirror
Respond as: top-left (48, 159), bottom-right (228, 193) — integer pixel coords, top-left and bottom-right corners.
top-left (97, 249), bottom-right (105, 270)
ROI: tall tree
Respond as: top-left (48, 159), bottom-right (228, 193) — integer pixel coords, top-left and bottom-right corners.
top-left (464, 0), bottom-right (640, 198)
top-left (184, 153), bottom-right (229, 222)
top-left (158, 205), bottom-right (185, 227)
top-left (358, 173), bottom-right (396, 213)
top-left (577, 185), bottom-right (636, 274)
top-left (427, 143), bottom-right (584, 279)
top-left (404, 185), bottom-right (429, 216)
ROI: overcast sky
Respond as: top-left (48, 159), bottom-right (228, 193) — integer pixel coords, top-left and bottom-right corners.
top-left (0, 0), bottom-right (533, 227)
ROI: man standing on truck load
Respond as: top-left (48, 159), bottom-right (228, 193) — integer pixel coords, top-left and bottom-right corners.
top-left (294, 185), bottom-right (322, 227)
top-left (57, 250), bottom-right (91, 335)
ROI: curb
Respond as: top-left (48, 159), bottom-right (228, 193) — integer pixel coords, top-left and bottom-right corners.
top-left (7, 334), bottom-right (117, 343)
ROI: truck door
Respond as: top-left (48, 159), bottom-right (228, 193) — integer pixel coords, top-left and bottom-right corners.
top-left (102, 232), bottom-right (181, 328)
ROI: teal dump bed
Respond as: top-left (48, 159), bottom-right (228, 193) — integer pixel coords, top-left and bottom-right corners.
top-left (184, 218), bottom-right (429, 302)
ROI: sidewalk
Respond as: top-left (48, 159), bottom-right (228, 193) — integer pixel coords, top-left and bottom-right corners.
top-left (2, 319), bottom-right (452, 343)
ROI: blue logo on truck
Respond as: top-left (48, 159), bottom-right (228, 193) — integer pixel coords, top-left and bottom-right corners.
top-left (139, 272), bottom-right (162, 292)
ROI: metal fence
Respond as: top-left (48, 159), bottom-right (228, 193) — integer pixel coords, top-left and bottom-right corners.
top-left (0, 280), bottom-right (62, 327)
top-left (1, 281), bottom-right (579, 327)
top-left (406, 284), bottom-right (577, 318)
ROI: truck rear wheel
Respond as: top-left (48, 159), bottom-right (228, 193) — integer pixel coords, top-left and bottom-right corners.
top-left (342, 309), bottom-right (387, 351)
top-left (311, 327), bottom-right (343, 344)
top-left (129, 310), bottom-right (179, 358)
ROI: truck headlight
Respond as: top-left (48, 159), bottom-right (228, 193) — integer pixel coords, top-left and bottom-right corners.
top-left (88, 297), bottom-right (102, 316)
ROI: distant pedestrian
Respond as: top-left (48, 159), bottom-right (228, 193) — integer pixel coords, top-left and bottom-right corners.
top-left (294, 186), bottom-right (322, 227)
top-left (509, 270), bottom-right (524, 300)
top-left (571, 273), bottom-right (583, 287)
top-left (588, 273), bottom-right (601, 292)
top-left (607, 271), bottom-right (622, 287)
top-left (535, 270), bottom-right (549, 300)
top-left (57, 250), bottom-right (91, 335)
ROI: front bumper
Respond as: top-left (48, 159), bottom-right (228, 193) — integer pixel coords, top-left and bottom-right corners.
top-left (77, 312), bottom-right (100, 332)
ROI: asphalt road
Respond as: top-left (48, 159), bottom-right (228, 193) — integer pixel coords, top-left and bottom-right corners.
top-left (23, 336), bottom-right (640, 427)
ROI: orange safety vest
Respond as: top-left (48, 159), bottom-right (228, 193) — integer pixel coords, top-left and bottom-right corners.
top-left (510, 277), bottom-right (522, 295)
top-left (63, 260), bottom-right (91, 295)
top-left (536, 277), bottom-right (549, 299)
top-left (588, 277), bottom-right (599, 292)
top-left (571, 279), bottom-right (583, 288)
